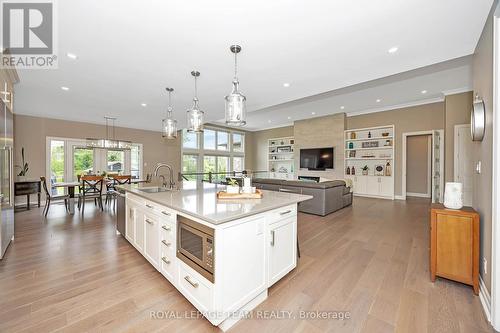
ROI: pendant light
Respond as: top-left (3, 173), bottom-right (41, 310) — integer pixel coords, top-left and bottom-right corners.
top-left (186, 70), bottom-right (204, 132)
top-left (162, 87), bottom-right (178, 139)
top-left (225, 45), bottom-right (246, 126)
top-left (86, 117), bottom-right (132, 150)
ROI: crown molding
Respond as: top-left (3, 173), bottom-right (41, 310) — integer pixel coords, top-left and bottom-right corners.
top-left (346, 97), bottom-right (445, 117)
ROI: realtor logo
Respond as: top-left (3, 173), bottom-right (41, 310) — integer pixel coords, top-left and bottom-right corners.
top-left (1, 0), bottom-right (58, 69)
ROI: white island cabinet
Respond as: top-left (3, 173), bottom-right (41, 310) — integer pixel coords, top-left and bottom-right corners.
top-left (121, 182), bottom-right (311, 331)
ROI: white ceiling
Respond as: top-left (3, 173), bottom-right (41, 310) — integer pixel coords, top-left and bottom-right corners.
top-left (14, 0), bottom-right (493, 132)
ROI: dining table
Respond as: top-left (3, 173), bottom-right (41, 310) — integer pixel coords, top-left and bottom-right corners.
top-left (52, 178), bottom-right (148, 215)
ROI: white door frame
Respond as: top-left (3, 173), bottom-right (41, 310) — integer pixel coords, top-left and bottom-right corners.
top-left (401, 130), bottom-right (434, 201)
top-left (491, 8), bottom-right (500, 330)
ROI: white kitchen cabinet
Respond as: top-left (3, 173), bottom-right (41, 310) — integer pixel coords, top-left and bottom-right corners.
top-left (346, 175), bottom-right (393, 199)
top-left (144, 213), bottom-right (160, 269)
top-left (379, 177), bottom-right (393, 196)
top-left (267, 216), bottom-right (296, 286)
top-left (365, 177), bottom-right (380, 196)
top-left (125, 200), bottom-right (137, 243)
top-left (134, 209), bottom-right (145, 254)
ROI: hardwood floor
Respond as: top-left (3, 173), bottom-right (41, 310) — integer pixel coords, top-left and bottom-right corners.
top-left (0, 197), bottom-right (493, 333)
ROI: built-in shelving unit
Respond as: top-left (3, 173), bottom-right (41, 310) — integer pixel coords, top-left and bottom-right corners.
top-left (268, 136), bottom-right (295, 179)
top-left (344, 125), bottom-right (395, 200)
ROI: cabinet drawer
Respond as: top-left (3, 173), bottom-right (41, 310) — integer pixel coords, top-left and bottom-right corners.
top-left (267, 205), bottom-right (297, 224)
top-left (160, 250), bottom-right (177, 283)
top-left (178, 262), bottom-right (213, 312)
top-left (160, 221), bottom-right (175, 241)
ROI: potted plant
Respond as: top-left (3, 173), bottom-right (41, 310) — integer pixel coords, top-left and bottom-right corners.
top-left (16, 147), bottom-right (29, 181)
top-left (226, 178), bottom-right (240, 194)
top-left (362, 165), bottom-right (369, 176)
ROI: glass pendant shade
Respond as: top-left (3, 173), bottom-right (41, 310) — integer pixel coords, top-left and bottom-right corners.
top-left (187, 71), bottom-right (204, 132)
top-left (187, 98), bottom-right (204, 132)
top-left (225, 79), bottom-right (246, 126)
top-left (162, 88), bottom-right (178, 139)
top-left (86, 117), bottom-right (131, 150)
top-left (225, 45), bottom-right (247, 126)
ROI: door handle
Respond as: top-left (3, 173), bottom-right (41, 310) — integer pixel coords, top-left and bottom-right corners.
top-left (184, 276), bottom-right (199, 288)
top-left (270, 230), bottom-right (275, 246)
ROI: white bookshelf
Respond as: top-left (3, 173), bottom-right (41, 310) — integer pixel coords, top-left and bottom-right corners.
top-left (344, 125), bottom-right (395, 200)
top-left (268, 136), bottom-right (295, 179)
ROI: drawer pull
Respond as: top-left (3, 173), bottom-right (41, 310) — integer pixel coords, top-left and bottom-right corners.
top-left (145, 218), bottom-right (154, 225)
top-left (161, 240), bottom-right (171, 247)
top-left (184, 276), bottom-right (199, 288)
top-left (161, 257), bottom-right (171, 264)
top-left (161, 211), bottom-right (171, 216)
top-left (279, 210), bottom-right (292, 216)
top-left (161, 225), bottom-right (171, 231)
top-left (145, 204), bottom-right (154, 209)
top-left (270, 230), bottom-right (275, 246)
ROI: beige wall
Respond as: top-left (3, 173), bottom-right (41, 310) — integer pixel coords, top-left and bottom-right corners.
top-left (293, 114), bottom-right (346, 180)
top-left (346, 102), bottom-right (445, 197)
top-left (445, 92), bottom-right (473, 182)
top-left (406, 135), bottom-right (431, 195)
top-left (14, 115), bottom-right (181, 201)
top-left (472, 1), bottom-right (496, 293)
top-left (245, 126), bottom-right (294, 172)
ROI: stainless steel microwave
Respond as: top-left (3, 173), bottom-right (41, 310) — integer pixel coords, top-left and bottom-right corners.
top-left (177, 216), bottom-right (214, 282)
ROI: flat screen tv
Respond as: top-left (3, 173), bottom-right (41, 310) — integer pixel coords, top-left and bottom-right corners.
top-left (300, 147), bottom-right (334, 170)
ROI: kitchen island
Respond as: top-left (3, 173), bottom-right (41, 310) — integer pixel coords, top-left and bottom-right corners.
top-left (118, 181), bottom-right (312, 331)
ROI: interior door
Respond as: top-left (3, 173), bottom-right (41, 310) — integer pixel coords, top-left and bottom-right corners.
top-left (455, 125), bottom-right (473, 206)
top-left (431, 130), bottom-right (445, 203)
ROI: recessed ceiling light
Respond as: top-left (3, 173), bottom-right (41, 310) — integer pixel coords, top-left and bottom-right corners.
top-left (388, 46), bottom-right (398, 53)
top-left (340, 106), bottom-right (345, 110)
top-left (421, 90), bottom-right (427, 94)
top-left (141, 103), bottom-right (147, 107)
top-left (311, 112), bottom-right (316, 115)
top-left (66, 53), bottom-right (78, 60)
top-left (283, 83), bottom-right (290, 88)
top-left (61, 86), bottom-right (69, 91)
top-left (268, 120), bottom-right (272, 123)
top-left (376, 99), bottom-right (381, 103)
top-left (287, 116), bottom-right (291, 120)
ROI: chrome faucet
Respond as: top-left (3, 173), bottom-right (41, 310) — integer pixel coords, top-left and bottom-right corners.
top-left (154, 163), bottom-right (175, 189)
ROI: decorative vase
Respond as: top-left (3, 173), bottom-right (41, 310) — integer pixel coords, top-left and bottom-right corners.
top-left (226, 185), bottom-right (240, 194)
top-left (362, 169), bottom-right (368, 176)
top-left (443, 182), bottom-right (463, 210)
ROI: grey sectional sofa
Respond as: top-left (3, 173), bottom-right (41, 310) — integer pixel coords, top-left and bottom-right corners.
top-left (252, 178), bottom-right (352, 216)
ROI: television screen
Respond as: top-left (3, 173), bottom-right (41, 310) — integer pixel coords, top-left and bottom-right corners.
top-left (300, 148), bottom-right (334, 170)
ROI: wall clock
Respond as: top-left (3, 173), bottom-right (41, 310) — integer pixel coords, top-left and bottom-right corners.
top-left (471, 96), bottom-right (485, 141)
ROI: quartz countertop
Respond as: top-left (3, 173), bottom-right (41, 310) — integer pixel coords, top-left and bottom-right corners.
top-left (117, 181), bottom-right (312, 225)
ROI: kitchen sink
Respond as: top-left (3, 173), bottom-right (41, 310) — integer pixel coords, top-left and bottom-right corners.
top-left (138, 187), bottom-right (171, 193)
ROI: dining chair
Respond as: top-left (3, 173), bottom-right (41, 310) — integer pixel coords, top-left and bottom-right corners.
top-left (105, 175), bottom-right (131, 210)
top-left (40, 176), bottom-right (70, 217)
top-left (79, 175), bottom-right (104, 214)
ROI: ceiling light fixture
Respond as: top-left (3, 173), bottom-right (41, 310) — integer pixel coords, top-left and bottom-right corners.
top-left (268, 120), bottom-right (272, 123)
top-left (421, 90), bottom-right (427, 94)
top-left (141, 103), bottom-right (147, 107)
top-left (388, 46), bottom-right (398, 53)
top-left (61, 86), bottom-right (69, 91)
top-left (187, 70), bottom-right (204, 132)
top-left (340, 106), bottom-right (345, 110)
top-left (86, 116), bottom-right (132, 150)
top-left (162, 87), bottom-right (178, 139)
top-left (225, 45), bottom-right (246, 126)
top-left (311, 112), bottom-right (316, 115)
top-left (283, 83), bottom-right (290, 88)
top-left (287, 116), bottom-right (291, 120)
top-left (66, 53), bottom-right (78, 59)
top-left (376, 99), bottom-right (381, 103)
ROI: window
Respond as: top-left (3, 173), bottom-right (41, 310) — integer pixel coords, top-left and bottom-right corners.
top-left (181, 127), bottom-right (245, 183)
top-left (73, 148), bottom-right (94, 180)
top-left (232, 133), bottom-right (243, 152)
top-left (130, 145), bottom-right (141, 179)
top-left (233, 157), bottom-right (244, 172)
top-left (50, 140), bottom-right (65, 194)
top-left (182, 154), bottom-right (198, 180)
top-left (204, 129), bottom-right (216, 150)
top-left (217, 131), bottom-right (229, 151)
top-left (107, 150), bottom-right (125, 173)
top-left (183, 130), bottom-right (199, 149)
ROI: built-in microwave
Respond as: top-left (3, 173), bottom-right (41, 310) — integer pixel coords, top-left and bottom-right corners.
top-left (177, 216), bottom-right (214, 282)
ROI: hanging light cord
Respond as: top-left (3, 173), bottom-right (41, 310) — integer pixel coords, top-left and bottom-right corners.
top-left (167, 90), bottom-right (172, 118)
top-left (234, 51), bottom-right (238, 79)
top-left (194, 75), bottom-right (198, 100)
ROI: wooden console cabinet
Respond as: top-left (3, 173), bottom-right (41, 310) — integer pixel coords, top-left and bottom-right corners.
top-left (430, 204), bottom-right (479, 295)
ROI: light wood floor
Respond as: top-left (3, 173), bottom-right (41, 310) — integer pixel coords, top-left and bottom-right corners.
top-left (0, 197), bottom-right (493, 333)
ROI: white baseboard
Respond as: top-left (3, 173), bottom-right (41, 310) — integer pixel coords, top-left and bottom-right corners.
top-left (395, 195), bottom-right (405, 200)
top-left (406, 192), bottom-right (431, 198)
top-left (479, 276), bottom-right (491, 323)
